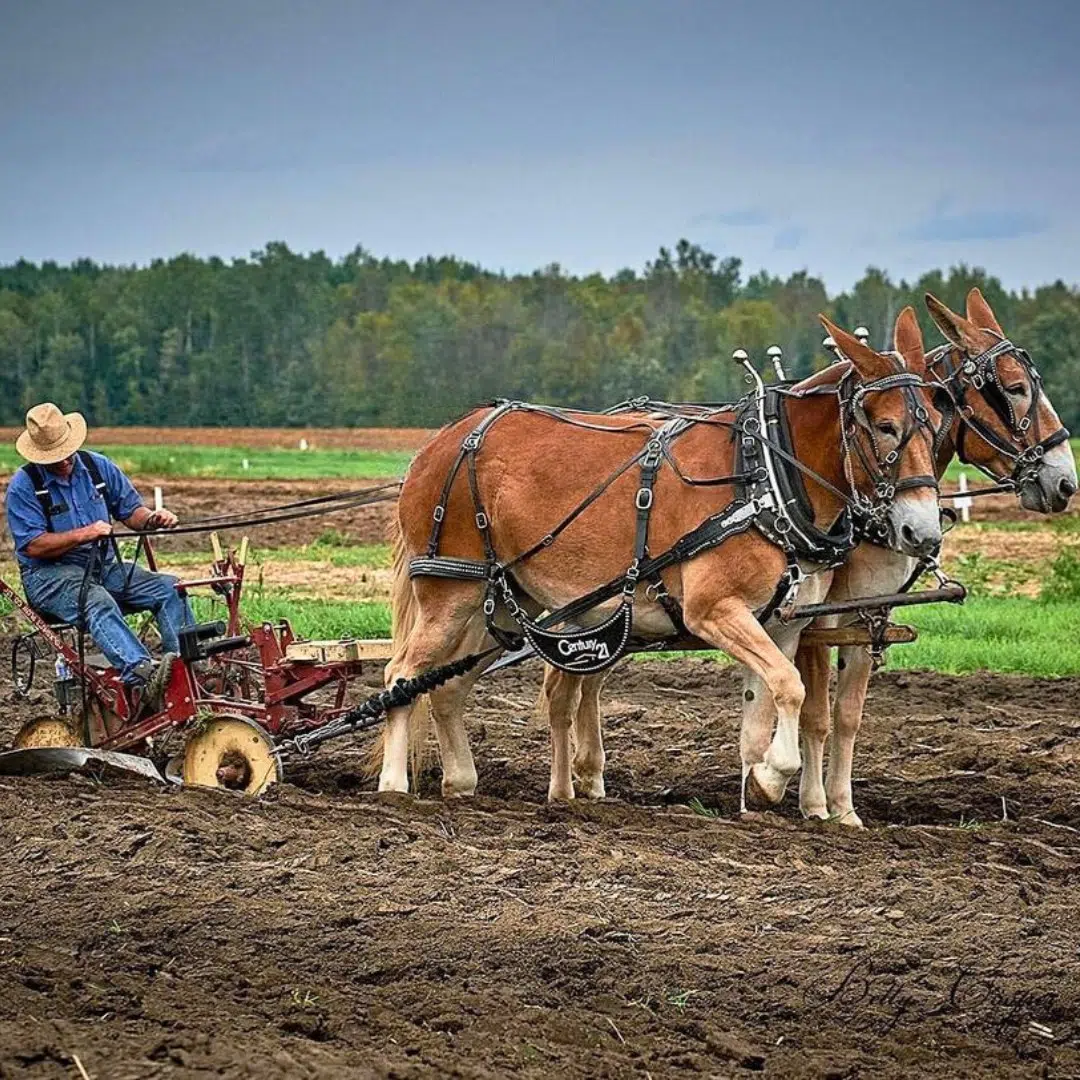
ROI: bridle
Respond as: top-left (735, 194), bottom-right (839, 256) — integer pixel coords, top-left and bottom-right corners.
top-left (833, 359), bottom-right (941, 542)
top-left (929, 333), bottom-right (1070, 490)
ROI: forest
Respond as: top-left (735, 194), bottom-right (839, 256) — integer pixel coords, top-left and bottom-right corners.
top-left (2, 240), bottom-right (1078, 429)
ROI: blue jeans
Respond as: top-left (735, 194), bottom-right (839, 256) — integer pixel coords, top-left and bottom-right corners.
top-left (22, 561), bottom-right (193, 684)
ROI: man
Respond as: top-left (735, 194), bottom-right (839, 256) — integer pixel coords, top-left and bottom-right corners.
top-left (5, 402), bottom-right (191, 704)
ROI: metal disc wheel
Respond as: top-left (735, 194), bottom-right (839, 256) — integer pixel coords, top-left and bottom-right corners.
top-left (12, 716), bottom-right (85, 750)
top-left (182, 715), bottom-right (281, 795)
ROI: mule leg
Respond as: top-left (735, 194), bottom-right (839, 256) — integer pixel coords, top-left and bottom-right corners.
top-left (796, 642), bottom-right (832, 820)
top-left (542, 667), bottom-right (583, 801)
top-left (824, 645), bottom-right (871, 827)
top-left (379, 583), bottom-right (486, 794)
top-left (572, 673), bottom-right (608, 799)
top-left (739, 670), bottom-right (776, 813)
top-left (684, 599), bottom-right (804, 810)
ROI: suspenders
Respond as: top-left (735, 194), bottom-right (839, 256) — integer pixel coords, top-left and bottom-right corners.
top-left (22, 451), bottom-right (112, 533)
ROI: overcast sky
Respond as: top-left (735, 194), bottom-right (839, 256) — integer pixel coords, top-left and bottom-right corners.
top-left (2, 0), bottom-right (1077, 291)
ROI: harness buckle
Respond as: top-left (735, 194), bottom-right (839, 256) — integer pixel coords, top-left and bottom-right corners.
top-left (773, 515), bottom-right (792, 535)
top-left (635, 487), bottom-right (654, 511)
top-left (885, 449), bottom-right (899, 466)
top-left (1017, 415), bottom-right (1032, 433)
top-left (475, 511), bottom-right (489, 531)
top-left (876, 482), bottom-right (896, 500)
top-left (971, 373), bottom-right (985, 390)
top-left (483, 596), bottom-right (495, 616)
top-left (463, 433), bottom-right (481, 452)
top-left (432, 505), bottom-right (445, 523)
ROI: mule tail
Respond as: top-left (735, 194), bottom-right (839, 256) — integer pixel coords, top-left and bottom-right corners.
top-left (363, 520), bottom-right (432, 782)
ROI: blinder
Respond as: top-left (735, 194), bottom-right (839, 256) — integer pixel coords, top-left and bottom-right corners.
top-left (930, 334), bottom-right (1070, 489)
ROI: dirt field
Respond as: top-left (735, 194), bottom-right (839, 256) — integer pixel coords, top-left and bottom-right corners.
top-left (1, 658), bottom-right (1078, 1079)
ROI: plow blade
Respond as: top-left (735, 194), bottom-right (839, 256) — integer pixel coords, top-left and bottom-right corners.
top-left (0, 746), bottom-right (165, 784)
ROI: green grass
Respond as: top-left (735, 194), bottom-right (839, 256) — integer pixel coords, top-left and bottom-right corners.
top-left (191, 591), bottom-right (391, 639)
top-left (0, 444), bottom-right (411, 481)
top-left (889, 598), bottom-right (1080, 676)
top-left (152, 540), bottom-right (393, 570)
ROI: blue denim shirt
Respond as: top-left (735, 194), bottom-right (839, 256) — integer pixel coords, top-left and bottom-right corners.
top-left (5, 451), bottom-right (144, 571)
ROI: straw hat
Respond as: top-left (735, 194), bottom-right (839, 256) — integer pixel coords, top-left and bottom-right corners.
top-left (15, 403), bottom-right (88, 465)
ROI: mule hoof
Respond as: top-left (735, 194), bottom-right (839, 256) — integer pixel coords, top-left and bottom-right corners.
top-left (742, 768), bottom-right (776, 812)
top-left (834, 808), bottom-right (864, 829)
top-left (547, 784), bottom-right (575, 802)
top-left (574, 775), bottom-right (606, 800)
top-left (441, 778), bottom-right (478, 798)
top-left (800, 803), bottom-right (829, 822)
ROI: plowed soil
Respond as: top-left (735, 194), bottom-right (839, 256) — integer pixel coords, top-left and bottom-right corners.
top-left (1, 657), bottom-right (1078, 1078)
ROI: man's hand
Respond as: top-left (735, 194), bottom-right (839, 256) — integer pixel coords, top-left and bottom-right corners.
top-left (125, 506), bottom-right (180, 531)
top-left (82, 520), bottom-right (114, 542)
top-left (146, 508), bottom-right (179, 530)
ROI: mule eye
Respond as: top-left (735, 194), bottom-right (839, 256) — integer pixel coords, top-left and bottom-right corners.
top-left (1005, 383), bottom-right (1026, 396)
top-left (875, 421), bottom-right (900, 439)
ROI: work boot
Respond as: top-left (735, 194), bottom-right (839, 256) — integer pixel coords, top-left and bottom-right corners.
top-left (130, 652), bottom-right (178, 712)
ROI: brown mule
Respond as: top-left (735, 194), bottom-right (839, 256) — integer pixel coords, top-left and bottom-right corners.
top-left (379, 312), bottom-right (943, 803)
top-left (541, 293), bottom-right (1075, 821)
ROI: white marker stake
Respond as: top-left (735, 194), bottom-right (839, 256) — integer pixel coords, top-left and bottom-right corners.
top-left (154, 486), bottom-right (163, 512)
top-left (299, 437), bottom-right (309, 451)
top-left (242, 458), bottom-right (250, 471)
top-left (955, 472), bottom-right (973, 523)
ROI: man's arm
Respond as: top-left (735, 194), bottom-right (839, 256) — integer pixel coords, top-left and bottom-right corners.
top-left (25, 519), bottom-right (114, 560)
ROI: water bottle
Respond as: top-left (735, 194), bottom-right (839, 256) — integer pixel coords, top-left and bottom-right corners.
top-left (54, 654), bottom-right (75, 712)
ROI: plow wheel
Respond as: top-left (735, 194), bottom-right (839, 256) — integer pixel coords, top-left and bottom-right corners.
top-left (12, 716), bottom-right (85, 750)
top-left (182, 715), bottom-right (281, 795)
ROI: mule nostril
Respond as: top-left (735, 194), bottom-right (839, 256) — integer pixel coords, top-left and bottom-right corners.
top-left (1059, 476), bottom-right (1077, 499)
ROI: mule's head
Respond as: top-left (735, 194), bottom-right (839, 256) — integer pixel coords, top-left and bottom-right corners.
top-left (926, 289), bottom-right (1076, 513)
top-left (820, 309), bottom-right (943, 558)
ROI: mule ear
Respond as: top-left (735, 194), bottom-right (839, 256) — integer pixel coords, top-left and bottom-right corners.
top-left (819, 314), bottom-right (894, 380)
top-left (893, 306), bottom-right (926, 375)
top-left (965, 287), bottom-right (1005, 335)
top-left (925, 292), bottom-right (982, 352)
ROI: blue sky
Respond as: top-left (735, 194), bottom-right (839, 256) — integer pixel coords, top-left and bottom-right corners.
top-left (2, 0), bottom-right (1077, 290)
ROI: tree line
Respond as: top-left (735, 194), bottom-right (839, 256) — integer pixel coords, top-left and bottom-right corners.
top-left (1, 240), bottom-right (1078, 430)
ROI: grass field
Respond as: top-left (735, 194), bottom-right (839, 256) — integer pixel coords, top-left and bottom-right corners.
top-left (0, 444), bottom-right (412, 480)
